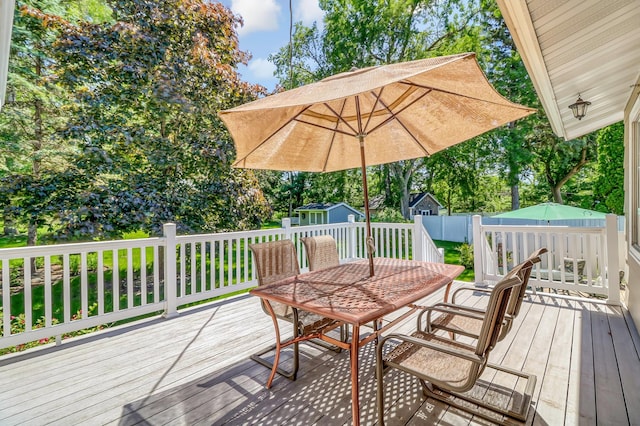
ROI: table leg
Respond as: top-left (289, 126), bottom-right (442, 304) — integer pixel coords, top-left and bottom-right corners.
top-left (350, 324), bottom-right (360, 426)
top-left (443, 280), bottom-right (453, 303)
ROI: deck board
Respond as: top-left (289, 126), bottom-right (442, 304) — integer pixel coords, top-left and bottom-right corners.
top-left (0, 283), bottom-right (639, 425)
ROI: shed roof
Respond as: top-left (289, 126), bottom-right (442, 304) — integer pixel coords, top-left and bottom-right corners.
top-left (295, 202), bottom-right (364, 216)
top-left (408, 192), bottom-right (443, 209)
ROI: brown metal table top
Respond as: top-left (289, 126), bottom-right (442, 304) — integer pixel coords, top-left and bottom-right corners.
top-left (250, 257), bottom-right (464, 325)
top-left (250, 257), bottom-right (464, 426)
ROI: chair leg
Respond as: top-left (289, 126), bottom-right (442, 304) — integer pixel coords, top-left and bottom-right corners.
top-left (376, 340), bottom-right (386, 426)
top-left (422, 363), bottom-right (537, 424)
top-left (251, 340), bottom-right (300, 385)
top-left (253, 303), bottom-right (301, 386)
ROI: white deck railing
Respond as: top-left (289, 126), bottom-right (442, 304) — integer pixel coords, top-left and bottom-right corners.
top-left (472, 214), bottom-right (621, 304)
top-left (0, 215), bottom-right (441, 349)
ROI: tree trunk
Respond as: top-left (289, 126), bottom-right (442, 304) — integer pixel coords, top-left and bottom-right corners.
top-left (3, 205), bottom-right (16, 236)
top-left (389, 161), bottom-right (415, 220)
top-left (552, 186), bottom-right (563, 204)
top-left (511, 184), bottom-right (520, 210)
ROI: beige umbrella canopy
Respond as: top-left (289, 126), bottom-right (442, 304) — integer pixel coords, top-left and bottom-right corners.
top-left (219, 52), bottom-right (534, 276)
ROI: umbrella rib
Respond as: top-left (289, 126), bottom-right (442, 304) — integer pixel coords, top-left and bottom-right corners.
top-left (292, 118), bottom-right (355, 137)
top-left (322, 99), bottom-right (348, 172)
top-left (234, 105), bottom-right (314, 166)
top-left (398, 80), bottom-right (534, 110)
top-left (366, 87), bottom-right (430, 135)
top-left (362, 88), bottom-right (384, 133)
top-left (322, 102), bottom-right (359, 135)
top-left (371, 92), bottom-right (433, 156)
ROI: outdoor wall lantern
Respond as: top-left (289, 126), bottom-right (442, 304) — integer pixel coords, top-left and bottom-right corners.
top-left (568, 95), bottom-right (591, 120)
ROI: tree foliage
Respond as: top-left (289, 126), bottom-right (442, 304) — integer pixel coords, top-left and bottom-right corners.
top-left (593, 122), bottom-right (624, 214)
top-left (27, 0), bottom-right (271, 237)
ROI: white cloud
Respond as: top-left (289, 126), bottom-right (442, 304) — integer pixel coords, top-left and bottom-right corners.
top-left (294, 0), bottom-right (324, 26)
top-left (231, 0), bottom-right (281, 35)
top-left (248, 58), bottom-right (277, 80)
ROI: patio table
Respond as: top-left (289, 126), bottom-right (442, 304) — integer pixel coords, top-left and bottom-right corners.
top-left (250, 257), bottom-right (464, 426)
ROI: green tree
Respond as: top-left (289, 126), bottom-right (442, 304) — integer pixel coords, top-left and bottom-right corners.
top-left (593, 122), bottom-right (624, 214)
top-left (37, 0), bottom-right (270, 237)
top-left (0, 0), bottom-right (110, 243)
top-left (270, 0), bottom-right (487, 218)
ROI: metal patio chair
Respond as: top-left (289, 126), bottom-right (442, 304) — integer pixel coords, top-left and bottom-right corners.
top-left (423, 247), bottom-right (547, 342)
top-left (249, 239), bottom-right (343, 385)
top-left (301, 235), bottom-right (340, 272)
top-left (376, 273), bottom-right (536, 425)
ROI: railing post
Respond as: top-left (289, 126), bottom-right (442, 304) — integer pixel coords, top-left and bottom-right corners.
top-left (347, 214), bottom-right (356, 260)
top-left (413, 215), bottom-right (424, 261)
top-left (605, 214), bottom-right (621, 305)
top-left (282, 217), bottom-right (292, 240)
top-left (472, 215), bottom-right (484, 285)
top-left (163, 223), bottom-right (179, 318)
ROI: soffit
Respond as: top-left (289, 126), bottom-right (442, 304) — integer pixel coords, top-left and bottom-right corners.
top-left (498, 0), bottom-right (640, 140)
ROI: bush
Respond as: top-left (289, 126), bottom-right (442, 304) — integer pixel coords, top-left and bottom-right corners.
top-left (457, 243), bottom-right (474, 269)
top-left (371, 208), bottom-right (408, 223)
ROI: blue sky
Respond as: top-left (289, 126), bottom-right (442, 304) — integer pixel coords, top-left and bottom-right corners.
top-left (218, 0), bottom-right (325, 91)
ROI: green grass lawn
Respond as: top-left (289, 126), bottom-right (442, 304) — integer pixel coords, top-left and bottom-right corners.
top-left (433, 240), bottom-right (475, 282)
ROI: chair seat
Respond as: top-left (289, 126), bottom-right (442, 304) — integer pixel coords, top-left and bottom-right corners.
top-left (430, 312), bottom-right (483, 336)
top-left (383, 331), bottom-right (477, 387)
top-left (287, 309), bottom-right (340, 335)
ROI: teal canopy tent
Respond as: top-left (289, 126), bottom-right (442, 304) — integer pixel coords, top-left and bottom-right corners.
top-left (493, 202), bottom-right (606, 221)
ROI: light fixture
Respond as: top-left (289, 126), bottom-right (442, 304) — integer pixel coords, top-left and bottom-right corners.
top-left (568, 95), bottom-right (591, 120)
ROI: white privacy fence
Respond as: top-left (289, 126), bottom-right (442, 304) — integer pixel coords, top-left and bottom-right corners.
top-left (472, 214), bottom-right (621, 304)
top-left (0, 215), bottom-right (441, 349)
top-left (422, 214), bottom-right (625, 243)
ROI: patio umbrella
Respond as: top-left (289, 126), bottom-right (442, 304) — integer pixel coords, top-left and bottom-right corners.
top-left (219, 52), bottom-right (534, 276)
top-left (492, 202), bottom-right (606, 221)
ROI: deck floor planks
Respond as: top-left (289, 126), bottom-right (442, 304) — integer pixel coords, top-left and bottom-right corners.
top-left (519, 295), bottom-right (561, 425)
top-left (605, 304), bottom-right (640, 424)
top-left (0, 295), bottom-right (267, 407)
top-left (0, 284), bottom-right (639, 425)
top-left (533, 297), bottom-right (575, 424)
top-left (20, 300), bottom-right (274, 423)
top-left (564, 298), bottom-right (596, 425)
top-left (590, 302), bottom-right (628, 425)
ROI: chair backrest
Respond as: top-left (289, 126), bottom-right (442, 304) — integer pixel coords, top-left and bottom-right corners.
top-left (301, 235), bottom-right (340, 271)
top-left (504, 247), bottom-right (548, 318)
top-left (249, 240), bottom-right (300, 318)
top-left (475, 275), bottom-right (522, 357)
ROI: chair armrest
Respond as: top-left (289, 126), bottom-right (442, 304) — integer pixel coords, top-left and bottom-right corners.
top-left (379, 333), bottom-right (484, 364)
top-left (417, 303), bottom-right (486, 333)
top-left (451, 286), bottom-right (492, 304)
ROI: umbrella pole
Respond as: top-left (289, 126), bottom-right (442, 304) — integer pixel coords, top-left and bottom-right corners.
top-left (359, 135), bottom-right (375, 277)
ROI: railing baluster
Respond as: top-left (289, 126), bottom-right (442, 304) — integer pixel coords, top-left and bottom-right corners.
top-left (153, 246), bottom-right (159, 304)
top-left (141, 247), bottom-right (147, 305)
top-left (127, 248), bottom-right (133, 309)
top-left (82, 252), bottom-right (89, 317)
top-left (2, 259), bottom-right (10, 336)
top-left (64, 254), bottom-right (71, 320)
top-left (201, 241), bottom-right (206, 293)
top-left (177, 243), bottom-right (184, 297)
top-left (112, 251), bottom-right (119, 313)
top-left (227, 238), bottom-right (232, 286)
top-left (23, 257), bottom-right (32, 332)
top-left (218, 240), bottom-right (224, 288)
top-left (190, 242), bottom-right (196, 295)
top-left (45, 256), bottom-right (52, 327)
top-left (98, 250), bottom-right (104, 315)
top-left (235, 238), bottom-right (241, 286)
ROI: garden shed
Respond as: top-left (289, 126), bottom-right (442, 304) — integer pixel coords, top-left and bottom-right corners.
top-left (408, 192), bottom-right (442, 217)
top-left (295, 202), bottom-right (364, 225)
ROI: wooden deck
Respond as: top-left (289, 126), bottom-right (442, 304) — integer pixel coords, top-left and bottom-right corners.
top-left (1, 281), bottom-right (639, 425)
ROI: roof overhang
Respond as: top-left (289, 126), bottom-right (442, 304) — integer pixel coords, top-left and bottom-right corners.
top-left (497, 0), bottom-right (640, 140)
